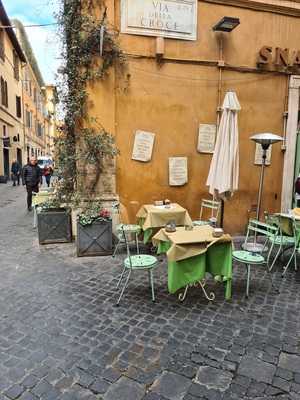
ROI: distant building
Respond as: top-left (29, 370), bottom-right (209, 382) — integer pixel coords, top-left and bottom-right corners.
top-left (0, 0), bottom-right (26, 180)
top-left (14, 19), bottom-right (57, 163)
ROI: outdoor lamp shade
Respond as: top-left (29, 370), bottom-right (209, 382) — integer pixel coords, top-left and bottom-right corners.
top-left (250, 133), bottom-right (283, 149)
top-left (213, 17), bottom-right (240, 32)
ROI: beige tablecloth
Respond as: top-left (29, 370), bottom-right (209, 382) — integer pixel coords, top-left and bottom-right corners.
top-left (275, 211), bottom-right (300, 236)
top-left (152, 225), bottom-right (232, 262)
top-left (136, 203), bottom-right (192, 231)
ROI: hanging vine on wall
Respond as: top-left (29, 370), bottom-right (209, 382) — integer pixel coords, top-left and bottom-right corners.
top-left (54, 0), bottom-right (124, 204)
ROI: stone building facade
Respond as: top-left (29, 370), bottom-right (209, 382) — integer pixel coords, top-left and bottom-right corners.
top-left (85, 0), bottom-right (300, 233)
top-left (0, 1), bottom-right (26, 180)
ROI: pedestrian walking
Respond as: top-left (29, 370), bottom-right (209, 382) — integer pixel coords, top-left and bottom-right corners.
top-left (22, 157), bottom-right (42, 211)
top-left (11, 159), bottom-right (21, 186)
top-left (43, 164), bottom-right (53, 187)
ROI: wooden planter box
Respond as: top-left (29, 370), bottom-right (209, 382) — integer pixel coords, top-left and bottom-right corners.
top-left (37, 208), bottom-right (72, 244)
top-left (77, 220), bottom-right (112, 257)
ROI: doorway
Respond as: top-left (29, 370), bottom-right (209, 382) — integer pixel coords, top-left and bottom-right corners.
top-left (3, 148), bottom-right (9, 179)
top-left (282, 75), bottom-right (300, 211)
top-left (293, 110), bottom-right (300, 207)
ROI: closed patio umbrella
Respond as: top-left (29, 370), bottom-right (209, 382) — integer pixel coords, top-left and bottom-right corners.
top-left (206, 90), bottom-right (241, 201)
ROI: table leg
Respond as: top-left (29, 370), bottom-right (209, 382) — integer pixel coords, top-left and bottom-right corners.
top-left (225, 279), bottom-right (232, 300)
top-left (178, 279), bottom-right (215, 302)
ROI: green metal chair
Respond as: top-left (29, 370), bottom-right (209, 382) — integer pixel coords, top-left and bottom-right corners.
top-left (112, 203), bottom-right (141, 257)
top-left (282, 218), bottom-right (300, 276)
top-left (193, 199), bottom-right (221, 227)
top-left (233, 219), bottom-right (279, 298)
top-left (116, 227), bottom-right (159, 305)
top-left (264, 213), bottom-right (295, 272)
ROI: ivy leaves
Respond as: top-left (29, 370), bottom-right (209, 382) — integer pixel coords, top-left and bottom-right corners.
top-left (54, 0), bottom-right (122, 207)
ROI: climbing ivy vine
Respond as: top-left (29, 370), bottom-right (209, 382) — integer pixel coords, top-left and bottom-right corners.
top-left (54, 0), bottom-right (123, 204)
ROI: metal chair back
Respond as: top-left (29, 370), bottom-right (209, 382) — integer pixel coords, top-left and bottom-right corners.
top-left (244, 219), bottom-right (279, 251)
top-left (200, 199), bottom-right (221, 220)
top-left (266, 212), bottom-right (295, 237)
top-left (121, 226), bottom-right (139, 269)
top-left (292, 218), bottom-right (300, 250)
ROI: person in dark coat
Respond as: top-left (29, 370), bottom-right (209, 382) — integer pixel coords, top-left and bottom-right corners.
top-left (43, 164), bottom-right (53, 187)
top-left (11, 159), bottom-right (21, 186)
top-left (22, 157), bottom-right (42, 211)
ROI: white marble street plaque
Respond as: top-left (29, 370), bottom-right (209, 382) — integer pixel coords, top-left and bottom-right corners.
top-left (197, 124), bottom-right (216, 154)
top-left (132, 130), bottom-right (155, 162)
top-left (169, 157), bottom-right (188, 186)
top-left (121, 0), bottom-right (198, 41)
top-left (254, 143), bottom-right (272, 165)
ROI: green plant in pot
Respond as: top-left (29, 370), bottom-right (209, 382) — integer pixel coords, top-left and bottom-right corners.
top-left (37, 192), bottom-right (72, 245)
top-left (77, 202), bottom-right (113, 256)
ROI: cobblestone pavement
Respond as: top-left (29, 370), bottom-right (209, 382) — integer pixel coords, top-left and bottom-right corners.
top-left (0, 184), bottom-right (300, 400)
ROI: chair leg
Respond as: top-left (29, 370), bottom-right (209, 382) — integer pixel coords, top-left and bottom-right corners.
top-left (148, 269), bottom-right (155, 302)
top-left (246, 264), bottom-right (251, 298)
top-left (116, 270), bottom-right (132, 306)
top-left (268, 244), bottom-right (281, 272)
top-left (116, 267), bottom-right (126, 289)
top-left (282, 248), bottom-right (296, 276)
top-left (112, 238), bottom-right (121, 258)
top-left (136, 233), bottom-right (140, 255)
top-left (294, 251), bottom-right (298, 271)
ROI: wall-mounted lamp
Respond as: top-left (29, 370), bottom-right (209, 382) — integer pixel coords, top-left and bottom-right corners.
top-left (213, 16), bottom-right (240, 32)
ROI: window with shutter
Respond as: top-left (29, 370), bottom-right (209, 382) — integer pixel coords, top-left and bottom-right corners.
top-left (4, 81), bottom-right (8, 107)
top-left (16, 96), bottom-right (21, 118)
top-left (0, 29), bottom-right (5, 61)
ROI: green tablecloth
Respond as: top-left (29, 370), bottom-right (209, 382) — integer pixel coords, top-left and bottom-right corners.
top-left (137, 218), bottom-right (154, 244)
top-left (157, 240), bottom-right (232, 299)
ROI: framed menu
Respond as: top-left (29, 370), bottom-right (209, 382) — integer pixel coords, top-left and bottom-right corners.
top-left (197, 124), bottom-right (216, 154)
top-left (254, 143), bottom-right (272, 165)
top-left (169, 157), bottom-right (188, 186)
top-left (132, 130), bottom-right (155, 162)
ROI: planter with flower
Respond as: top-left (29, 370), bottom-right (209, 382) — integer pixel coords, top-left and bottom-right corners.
top-left (37, 194), bottom-right (72, 245)
top-left (77, 203), bottom-right (112, 256)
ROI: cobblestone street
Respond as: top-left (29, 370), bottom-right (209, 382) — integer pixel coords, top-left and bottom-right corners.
top-left (0, 184), bottom-right (300, 400)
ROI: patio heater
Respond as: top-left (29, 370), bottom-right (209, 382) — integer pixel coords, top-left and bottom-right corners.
top-left (245, 133), bottom-right (283, 252)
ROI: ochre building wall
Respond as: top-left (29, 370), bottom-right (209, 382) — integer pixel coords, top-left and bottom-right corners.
top-left (88, 0), bottom-right (300, 234)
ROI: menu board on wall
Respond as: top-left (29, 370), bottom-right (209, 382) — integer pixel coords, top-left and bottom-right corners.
top-left (197, 124), bottom-right (217, 154)
top-left (169, 157), bottom-right (188, 186)
top-left (254, 143), bottom-right (272, 165)
top-left (132, 130), bottom-right (155, 162)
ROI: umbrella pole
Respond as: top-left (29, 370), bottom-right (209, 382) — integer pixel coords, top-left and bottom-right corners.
top-left (220, 199), bottom-right (224, 228)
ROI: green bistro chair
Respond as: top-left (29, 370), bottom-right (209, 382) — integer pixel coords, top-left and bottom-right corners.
top-left (282, 218), bottom-right (300, 276)
top-left (112, 203), bottom-right (141, 257)
top-left (193, 199), bottom-right (221, 227)
top-left (116, 227), bottom-right (159, 305)
top-left (233, 219), bottom-right (279, 298)
top-left (264, 213), bottom-right (295, 272)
